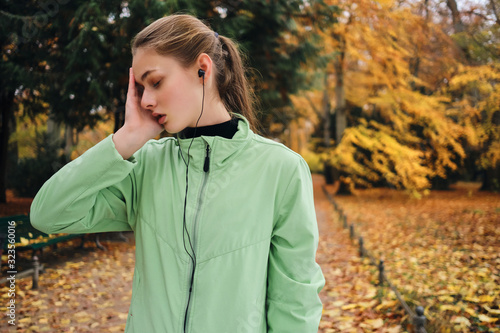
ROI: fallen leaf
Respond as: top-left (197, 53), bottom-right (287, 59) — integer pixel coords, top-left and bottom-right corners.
top-left (365, 318), bottom-right (384, 328)
top-left (451, 316), bottom-right (471, 327)
top-left (478, 314), bottom-right (498, 323)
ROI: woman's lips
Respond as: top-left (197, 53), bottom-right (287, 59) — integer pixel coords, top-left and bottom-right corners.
top-left (152, 113), bottom-right (167, 125)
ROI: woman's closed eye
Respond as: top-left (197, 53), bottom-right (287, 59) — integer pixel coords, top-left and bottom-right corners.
top-left (153, 80), bottom-right (161, 88)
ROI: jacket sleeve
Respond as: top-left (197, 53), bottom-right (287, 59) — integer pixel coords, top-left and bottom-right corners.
top-left (266, 157), bottom-right (325, 332)
top-left (30, 135), bottom-right (139, 234)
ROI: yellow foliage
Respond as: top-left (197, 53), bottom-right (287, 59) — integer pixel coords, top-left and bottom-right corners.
top-left (10, 113), bottom-right (49, 159)
top-left (445, 64), bottom-right (500, 170)
top-left (329, 121), bottom-right (434, 191)
top-left (313, 0), bottom-right (499, 194)
top-left (71, 118), bottom-right (114, 159)
top-left (320, 0), bottom-right (470, 194)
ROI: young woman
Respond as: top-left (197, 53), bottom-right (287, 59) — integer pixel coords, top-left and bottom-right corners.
top-left (31, 14), bottom-right (325, 333)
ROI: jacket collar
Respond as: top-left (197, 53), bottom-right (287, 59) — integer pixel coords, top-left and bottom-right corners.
top-left (175, 113), bottom-right (253, 171)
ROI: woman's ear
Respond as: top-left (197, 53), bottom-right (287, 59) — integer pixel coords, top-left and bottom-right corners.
top-left (196, 53), bottom-right (212, 82)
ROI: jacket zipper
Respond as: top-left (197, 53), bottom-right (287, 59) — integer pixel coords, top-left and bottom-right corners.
top-left (183, 143), bottom-right (211, 333)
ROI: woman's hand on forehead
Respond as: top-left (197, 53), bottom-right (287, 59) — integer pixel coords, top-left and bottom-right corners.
top-left (111, 68), bottom-right (164, 160)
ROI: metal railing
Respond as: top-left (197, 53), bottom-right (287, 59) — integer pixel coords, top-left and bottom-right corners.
top-left (322, 185), bottom-right (428, 333)
top-left (0, 256), bottom-right (43, 289)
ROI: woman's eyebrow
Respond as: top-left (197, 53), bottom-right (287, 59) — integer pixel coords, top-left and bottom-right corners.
top-left (141, 69), bottom-right (157, 82)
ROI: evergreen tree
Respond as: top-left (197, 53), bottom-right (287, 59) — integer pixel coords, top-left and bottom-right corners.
top-left (0, 0), bottom-right (169, 202)
top-left (1, 0), bottom-right (333, 201)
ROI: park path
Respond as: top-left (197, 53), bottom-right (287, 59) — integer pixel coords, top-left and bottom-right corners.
top-left (313, 174), bottom-right (401, 333)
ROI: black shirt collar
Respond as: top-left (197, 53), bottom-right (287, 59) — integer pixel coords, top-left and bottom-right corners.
top-left (180, 117), bottom-right (239, 139)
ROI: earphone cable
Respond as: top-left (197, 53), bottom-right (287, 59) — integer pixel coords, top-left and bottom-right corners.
top-left (180, 72), bottom-right (205, 333)
top-left (180, 73), bottom-right (205, 272)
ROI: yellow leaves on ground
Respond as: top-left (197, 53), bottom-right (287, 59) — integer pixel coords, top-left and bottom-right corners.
top-left (0, 241), bottom-right (135, 332)
top-left (60, 318), bottom-right (71, 325)
top-left (317, 179), bottom-right (404, 332)
top-left (452, 316), bottom-right (472, 328)
top-left (376, 300), bottom-right (399, 311)
top-left (478, 314), bottom-right (498, 323)
top-left (362, 318), bottom-right (384, 329)
top-left (485, 305), bottom-right (500, 315)
top-left (16, 233), bottom-right (67, 247)
top-left (334, 183), bottom-right (500, 332)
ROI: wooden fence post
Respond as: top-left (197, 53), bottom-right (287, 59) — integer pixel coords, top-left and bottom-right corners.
top-left (359, 237), bottom-right (364, 257)
top-left (349, 224), bottom-right (354, 239)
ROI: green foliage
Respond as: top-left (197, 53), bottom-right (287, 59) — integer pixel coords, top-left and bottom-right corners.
top-left (2, 0), bottom-right (335, 132)
top-left (176, 1), bottom-right (337, 131)
top-left (7, 133), bottom-right (66, 197)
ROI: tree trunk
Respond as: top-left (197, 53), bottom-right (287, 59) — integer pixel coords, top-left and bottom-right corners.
top-left (447, 0), bottom-right (465, 33)
top-left (64, 123), bottom-right (74, 162)
top-left (323, 73), bottom-right (331, 148)
top-left (334, 39), bottom-right (347, 146)
top-left (332, 32), bottom-right (351, 194)
top-left (480, 163), bottom-right (500, 191)
top-left (410, 56), bottom-right (420, 90)
top-left (424, 0), bottom-right (430, 22)
top-left (322, 72), bottom-right (335, 184)
top-left (0, 90), bottom-right (15, 203)
top-left (490, 0), bottom-right (500, 25)
top-left (114, 106), bottom-right (125, 133)
top-left (46, 110), bottom-right (62, 149)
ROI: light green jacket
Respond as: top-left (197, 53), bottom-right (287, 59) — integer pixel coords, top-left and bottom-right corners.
top-left (30, 115), bottom-right (325, 333)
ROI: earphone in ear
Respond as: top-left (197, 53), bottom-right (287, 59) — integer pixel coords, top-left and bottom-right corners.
top-left (198, 69), bottom-right (205, 78)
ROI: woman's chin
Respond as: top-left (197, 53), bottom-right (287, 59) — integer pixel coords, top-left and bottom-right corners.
top-left (163, 122), bottom-right (182, 135)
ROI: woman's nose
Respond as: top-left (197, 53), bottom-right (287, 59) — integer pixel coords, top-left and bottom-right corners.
top-left (141, 90), bottom-right (156, 110)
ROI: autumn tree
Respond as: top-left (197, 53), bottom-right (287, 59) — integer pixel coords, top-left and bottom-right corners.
top-left (311, 0), bottom-right (470, 196)
top-left (410, 0), bottom-right (500, 190)
top-left (439, 0), bottom-right (500, 190)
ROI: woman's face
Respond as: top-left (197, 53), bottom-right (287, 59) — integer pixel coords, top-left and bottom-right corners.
top-left (132, 48), bottom-right (203, 134)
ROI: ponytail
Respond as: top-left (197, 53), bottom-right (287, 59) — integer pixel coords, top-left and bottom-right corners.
top-left (215, 35), bottom-right (258, 132)
top-left (132, 15), bottom-right (259, 132)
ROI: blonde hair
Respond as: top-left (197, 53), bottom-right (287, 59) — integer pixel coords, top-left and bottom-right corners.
top-left (131, 14), bottom-right (258, 131)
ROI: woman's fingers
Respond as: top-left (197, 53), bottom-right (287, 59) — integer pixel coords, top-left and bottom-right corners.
top-left (126, 68), bottom-right (144, 117)
top-left (123, 67), bottom-right (163, 136)
top-left (112, 67), bottom-right (163, 158)
top-left (127, 67), bottom-right (137, 101)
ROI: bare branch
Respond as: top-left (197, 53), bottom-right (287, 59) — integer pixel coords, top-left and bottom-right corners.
top-left (490, 0), bottom-right (500, 25)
